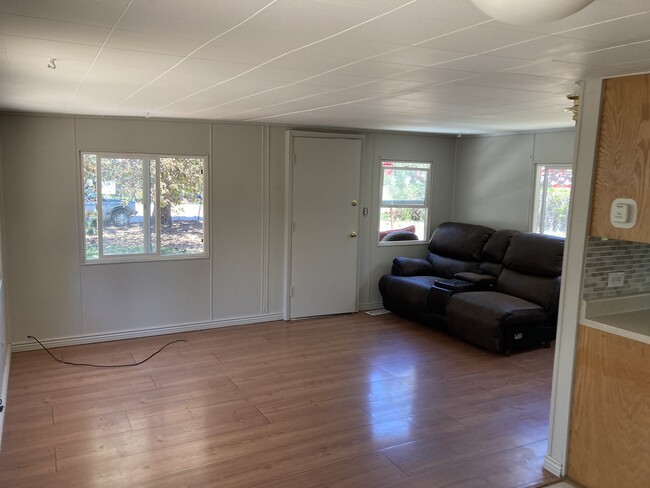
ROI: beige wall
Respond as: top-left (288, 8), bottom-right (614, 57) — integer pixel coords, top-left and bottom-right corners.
top-left (0, 114), bottom-right (457, 345)
top-left (0, 114), bottom-right (576, 347)
top-left (453, 130), bottom-right (575, 231)
top-left (360, 132), bottom-right (457, 307)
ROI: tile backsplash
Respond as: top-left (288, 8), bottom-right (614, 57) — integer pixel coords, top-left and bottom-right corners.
top-left (583, 236), bottom-right (650, 299)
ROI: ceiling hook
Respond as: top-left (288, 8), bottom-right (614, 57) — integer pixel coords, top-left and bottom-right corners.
top-left (47, 58), bottom-right (57, 69)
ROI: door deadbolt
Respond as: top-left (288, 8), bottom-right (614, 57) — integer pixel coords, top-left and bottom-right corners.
top-left (350, 232), bottom-right (357, 238)
top-left (351, 200), bottom-right (358, 206)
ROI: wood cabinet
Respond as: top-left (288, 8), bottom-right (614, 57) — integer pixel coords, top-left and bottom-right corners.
top-left (567, 325), bottom-right (650, 487)
top-left (590, 74), bottom-right (650, 242)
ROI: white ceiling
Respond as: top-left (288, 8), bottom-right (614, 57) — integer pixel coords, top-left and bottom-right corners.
top-left (1, 0), bottom-right (650, 134)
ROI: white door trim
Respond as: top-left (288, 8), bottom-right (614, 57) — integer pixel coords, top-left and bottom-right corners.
top-left (283, 130), bottom-right (365, 320)
top-left (545, 78), bottom-right (602, 476)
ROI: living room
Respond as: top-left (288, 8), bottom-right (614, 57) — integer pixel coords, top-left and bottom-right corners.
top-left (1, 1), bottom-right (650, 487)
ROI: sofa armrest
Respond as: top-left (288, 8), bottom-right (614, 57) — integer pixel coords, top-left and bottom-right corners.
top-left (391, 257), bottom-right (434, 276)
top-left (454, 272), bottom-right (497, 288)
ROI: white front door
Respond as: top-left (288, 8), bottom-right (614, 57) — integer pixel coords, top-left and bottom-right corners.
top-left (290, 136), bottom-right (362, 319)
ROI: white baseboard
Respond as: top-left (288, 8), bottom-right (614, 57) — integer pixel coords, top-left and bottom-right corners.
top-left (0, 347), bottom-right (11, 452)
top-left (359, 302), bottom-right (384, 312)
top-left (11, 313), bottom-right (284, 352)
top-left (544, 454), bottom-right (564, 477)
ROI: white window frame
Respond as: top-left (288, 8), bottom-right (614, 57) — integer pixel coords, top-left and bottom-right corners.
top-left (531, 162), bottom-right (572, 237)
top-left (80, 151), bottom-right (209, 264)
top-left (378, 159), bottom-right (432, 246)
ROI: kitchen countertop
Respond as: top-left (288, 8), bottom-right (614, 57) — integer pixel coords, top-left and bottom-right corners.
top-left (581, 294), bottom-right (650, 345)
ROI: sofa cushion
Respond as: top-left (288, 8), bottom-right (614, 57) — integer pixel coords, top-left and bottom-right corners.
top-left (383, 230), bottom-right (419, 241)
top-left (378, 275), bottom-right (439, 312)
top-left (428, 222), bottom-right (495, 261)
top-left (478, 229), bottom-right (519, 276)
top-left (497, 270), bottom-right (561, 311)
top-left (447, 291), bottom-right (547, 352)
top-left (391, 257), bottom-right (434, 276)
top-left (379, 224), bottom-right (416, 241)
top-left (502, 233), bottom-right (564, 277)
top-left (427, 254), bottom-right (476, 279)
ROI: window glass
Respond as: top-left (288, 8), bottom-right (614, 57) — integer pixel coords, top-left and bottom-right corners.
top-left (82, 152), bottom-right (207, 262)
top-left (83, 154), bottom-right (99, 259)
top-left (159, 157), bottom-right (205, 256)
top-left (379, 160), bottom-right (431, 243)
top-left (532, 164), bottom-right (572, 237)
top-left (100, 157), bottom-right (146, 256)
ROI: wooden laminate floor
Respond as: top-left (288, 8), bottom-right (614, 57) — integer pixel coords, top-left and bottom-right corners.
top-left (0, 313), bottom-right (559, 488)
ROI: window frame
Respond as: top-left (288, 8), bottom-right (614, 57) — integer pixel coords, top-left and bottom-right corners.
top-left (531, 162), bottom-right (572, 237)
top-left (80, 151), bottom-right (209, 264)
top-left (377, 159), bottom-right (432, 246)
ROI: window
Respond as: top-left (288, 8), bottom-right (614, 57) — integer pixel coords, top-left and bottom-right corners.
top-left (82, 152), bottom-right (207, 262)
top-left (379, 160), bottom-right (431, 243)
top-left (532, 163), bottom-right (572, 237)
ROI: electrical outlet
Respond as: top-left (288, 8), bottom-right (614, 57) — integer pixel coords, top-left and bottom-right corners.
top-left (607, 272), bottom-right (625, 288)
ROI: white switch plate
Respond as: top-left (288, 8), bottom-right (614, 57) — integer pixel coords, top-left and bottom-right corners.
top-left (607, 272), bottom-right (625, 288)
top-left (610, 198), bottom-right (637, 228)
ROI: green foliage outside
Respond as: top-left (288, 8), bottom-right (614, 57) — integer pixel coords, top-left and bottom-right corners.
top-left (542, 186), bottom-right (571, 236)
top-left (159, 158), bottom-right (203, 226)
top-left (379, 166), bottom-right (427, 236)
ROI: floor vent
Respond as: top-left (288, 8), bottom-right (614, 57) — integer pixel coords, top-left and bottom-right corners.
top-left (366, 309), bottom-right (390, 316)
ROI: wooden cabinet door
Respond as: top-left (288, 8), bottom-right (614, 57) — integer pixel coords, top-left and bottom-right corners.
top-left (567, 325), bottom-right (650, 487)
top-left (590, 74), bottom-right (650, 242)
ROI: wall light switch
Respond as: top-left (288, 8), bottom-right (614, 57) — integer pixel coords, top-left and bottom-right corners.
top-left (610, 198), bottom-right (637, 229)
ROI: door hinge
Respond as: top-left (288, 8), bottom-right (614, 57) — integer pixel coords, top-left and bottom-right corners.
top-left (290, 286), bottom-right (294, 297)
top-left (291, 221), bottom-right (295, 232)
top-left (292, 153), bottom-right (296, 166)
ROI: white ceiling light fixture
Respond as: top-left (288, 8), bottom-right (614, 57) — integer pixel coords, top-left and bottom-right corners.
top-left (469, 0), bottom-right (596, 25)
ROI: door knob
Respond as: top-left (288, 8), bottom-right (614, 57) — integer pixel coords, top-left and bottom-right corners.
top-left (351, 200), bottom-right (358, 206)
top-left (350, 232), bottom-right (357, 238)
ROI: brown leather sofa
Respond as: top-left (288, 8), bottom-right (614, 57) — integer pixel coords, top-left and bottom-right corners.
top-left (378, 222), bottom-right (496, 327)
top-left (378, 222), bottom-right (564, 355)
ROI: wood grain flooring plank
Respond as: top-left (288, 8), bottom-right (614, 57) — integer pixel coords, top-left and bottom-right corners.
top-left (119, 417), bottom-right (426, 487)
top-left (253, 452), bottom-right (408, 488)
top-left (381, 440), bottom-right (557, 488)
top-left (0, 446), bottom-right (56, 485)
top-left (0, 458), bottom-right (125, 488)
top-left (358, 378), bottom-right (497, 424)
top-left (1, 411), bottom-right (132, 451)
top-left (0, 313), bottom-right (555, 488)
top-left (56, 400), bottom-right (269, 470)
top-left (254, 377), bottom-right (414, 416)
top-left (52, 375), bottom-right (239, 423)
top-left (381, 416), bottom-right (550, 475)
top-left (8, 374), bottom-right (157, 409)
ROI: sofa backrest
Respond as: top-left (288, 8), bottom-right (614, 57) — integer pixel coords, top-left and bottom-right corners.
top-left (477, 229), bottom-right (520, 276)
top-left (426, 222), bottom-right (495, 278)
top-left (496, 233), bottom-right (565, 312)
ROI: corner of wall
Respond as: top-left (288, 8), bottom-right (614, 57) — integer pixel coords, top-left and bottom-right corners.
top-left (0, 123), bottom-right (9, 450)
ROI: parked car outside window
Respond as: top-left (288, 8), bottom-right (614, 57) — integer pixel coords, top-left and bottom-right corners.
top-left (85, 197), bottom-right (137, 227)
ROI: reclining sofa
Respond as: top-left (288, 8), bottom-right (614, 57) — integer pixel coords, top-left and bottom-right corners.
top-left (378, 222), bottom-right (564, 355)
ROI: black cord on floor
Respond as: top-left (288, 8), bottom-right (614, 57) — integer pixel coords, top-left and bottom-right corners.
top-left (27, 335), bottom-right (187, 368)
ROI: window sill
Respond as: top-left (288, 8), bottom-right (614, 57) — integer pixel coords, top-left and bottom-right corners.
top-left (82, 253), bottom-right (209, 265)
top-left (377, 240), bottom-right (428, 247)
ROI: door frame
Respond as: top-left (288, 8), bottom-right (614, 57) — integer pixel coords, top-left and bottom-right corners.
top-left (284, 130), bottom-right (365, 320)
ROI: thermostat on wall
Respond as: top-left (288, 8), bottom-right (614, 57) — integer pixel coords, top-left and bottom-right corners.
top-left (610, 198), bottom-right (637, 228)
